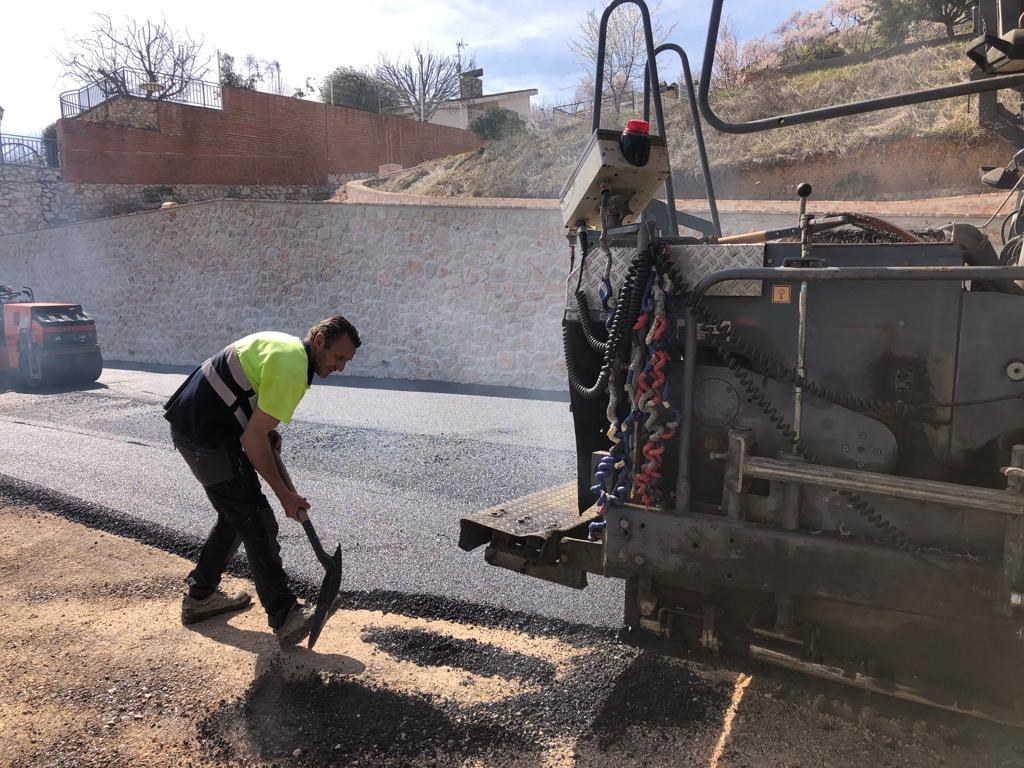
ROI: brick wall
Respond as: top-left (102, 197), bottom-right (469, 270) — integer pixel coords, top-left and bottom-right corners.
top-left (59, 88), bottom-right (485, 185)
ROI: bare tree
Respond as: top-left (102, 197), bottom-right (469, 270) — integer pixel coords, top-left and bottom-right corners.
top-left (267, 60), bottom-right (283, 96)
top-left (56, 13), bottom-right (210, 100)
top-left (376, 43), bottom-right (468, 122)
top-left (569, 2), bottom-right (674, 115)
top-left (243, 55), bottom-right (262, 86)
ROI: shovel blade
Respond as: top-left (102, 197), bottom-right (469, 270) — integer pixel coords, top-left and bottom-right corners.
top-left (308, 545), bottom-right (343, 650)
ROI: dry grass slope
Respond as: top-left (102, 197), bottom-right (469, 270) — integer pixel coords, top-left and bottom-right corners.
top-left (377, 43), bottom-right (1010, 199)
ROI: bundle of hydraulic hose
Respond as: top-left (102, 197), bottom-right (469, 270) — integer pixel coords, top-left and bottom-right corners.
top-left (579, 248), bottom-right (681, 538)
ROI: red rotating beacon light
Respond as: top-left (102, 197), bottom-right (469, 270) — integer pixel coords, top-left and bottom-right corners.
top-left (619, 119), bottom-right (651, 167)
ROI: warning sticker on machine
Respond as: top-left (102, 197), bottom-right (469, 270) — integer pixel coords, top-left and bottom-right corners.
top-left (771, 285), bottom-right (792, 304)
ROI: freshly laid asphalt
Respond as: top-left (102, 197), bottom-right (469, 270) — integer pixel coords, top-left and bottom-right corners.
top-left (0, 366), bottom-right (623, 628)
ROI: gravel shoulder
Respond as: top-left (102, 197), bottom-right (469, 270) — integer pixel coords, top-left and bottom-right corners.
top-left (2, 504), bottom-right (1023, 768)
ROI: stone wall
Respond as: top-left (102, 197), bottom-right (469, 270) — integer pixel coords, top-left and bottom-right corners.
top-left (0, 164), bottom-right (348, 235)
top-left (78, 98), bottom-right (160, 130)
top-left (0, 200), bottom-right (568, 390)
top-left (0, 165), bottom-right (62, 234)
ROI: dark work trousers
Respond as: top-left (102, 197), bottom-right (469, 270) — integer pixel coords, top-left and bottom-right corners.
top-left (171, 431), bottom-right (296, 629)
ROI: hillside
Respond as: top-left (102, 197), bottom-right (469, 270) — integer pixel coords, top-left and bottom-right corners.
top-left (374, 42), bottom-right (1018, 200)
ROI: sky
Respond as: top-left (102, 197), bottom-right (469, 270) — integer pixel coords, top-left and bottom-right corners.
top-left (0, 0), bottom-right (824, 137)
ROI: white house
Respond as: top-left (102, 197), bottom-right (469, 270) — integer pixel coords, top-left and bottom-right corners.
top-left (391, 69), bottom-right (537, 130)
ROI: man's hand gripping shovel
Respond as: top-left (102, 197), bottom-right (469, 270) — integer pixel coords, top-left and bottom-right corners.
top-left (271, 443), bottom-right (342, 650)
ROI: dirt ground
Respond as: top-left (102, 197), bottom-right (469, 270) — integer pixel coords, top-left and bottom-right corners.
top-left (2, 504), bottom-right (1024, 768)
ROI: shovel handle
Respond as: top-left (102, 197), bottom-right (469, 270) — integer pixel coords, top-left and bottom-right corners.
top-left (271, 445), bottom-right (334, 569)
top-left (270, 443), bottom-right (309, 523)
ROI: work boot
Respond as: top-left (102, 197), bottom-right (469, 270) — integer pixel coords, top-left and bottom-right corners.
top-left (274, 596), bottom-right (344, 647)
top-left (180, 589), bottom-right (252, 625)
top-left (274, 602), bottom-right (316, 647)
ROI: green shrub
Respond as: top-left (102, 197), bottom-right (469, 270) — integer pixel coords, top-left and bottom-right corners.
top-left (470, 107), bottom-right (526, 140)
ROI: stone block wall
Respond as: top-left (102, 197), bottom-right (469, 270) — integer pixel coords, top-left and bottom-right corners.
top-left (78, 98), bottom-right (160, 130)
top-left (0, 163), bottom-right (349, 235)
top-left (0, 165), bottom-right (63, 234)
top-left (0, 200), bottom-right (569, 390)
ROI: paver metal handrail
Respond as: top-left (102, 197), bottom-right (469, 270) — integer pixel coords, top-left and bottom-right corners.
top-left (0, 133), bottom-right (60, 167)
top-left (591, 0), bottom-right (677, 233)
top-left (643, 43), bottom-right (722, 237)
top-left (59, 67), bottom-right (223, 119)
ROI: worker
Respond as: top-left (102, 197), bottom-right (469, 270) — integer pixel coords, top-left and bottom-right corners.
top-left (164, 316), bottom-right (361, 646)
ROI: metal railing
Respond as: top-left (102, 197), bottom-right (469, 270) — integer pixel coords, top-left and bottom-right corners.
top-left (59, 67), bottom-right (223, 119)
top-left (0, 133), bottom-right (60, 167)
top-left (552, 87), bottom-right (677, 121)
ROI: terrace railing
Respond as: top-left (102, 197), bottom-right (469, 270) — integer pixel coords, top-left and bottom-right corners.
top-left (0, 133), bottom-right (60, 167)
top-left (59, 67), bottom-right (223, 119)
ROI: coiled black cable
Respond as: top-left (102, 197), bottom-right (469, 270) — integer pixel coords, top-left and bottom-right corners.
top-left (736, 335), bottom-right (913, 416)
top-left (575, 291), bottom-right (609, 354)
top-left (720, 334), bottom-right (910, 546)
top-left (564, 247), bottom-right (653, 400)
top-left (1001, 206), bottom-right (1023, 244)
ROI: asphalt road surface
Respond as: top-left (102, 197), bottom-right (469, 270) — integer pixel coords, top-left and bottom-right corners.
top-left (0, 365), bottom-right (623, 628)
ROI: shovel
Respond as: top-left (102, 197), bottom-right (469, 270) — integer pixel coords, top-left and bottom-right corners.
top-left (271, 444), bottom-right (342, 649)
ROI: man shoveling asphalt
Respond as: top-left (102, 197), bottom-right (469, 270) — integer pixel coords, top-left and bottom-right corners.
top-left (164, 316), bottom-right (360, 645)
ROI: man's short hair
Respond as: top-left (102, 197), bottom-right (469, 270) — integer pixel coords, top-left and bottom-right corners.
top-left (306, 315), bottom-right (361, 348)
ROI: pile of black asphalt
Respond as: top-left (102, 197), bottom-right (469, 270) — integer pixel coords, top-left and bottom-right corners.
top-left (361, 625), bottom-right (558, 683)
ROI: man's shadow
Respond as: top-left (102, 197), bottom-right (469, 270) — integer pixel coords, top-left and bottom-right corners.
top-left (185, 606), bottom-right (366, 681)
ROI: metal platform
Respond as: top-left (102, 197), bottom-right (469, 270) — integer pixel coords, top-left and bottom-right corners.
top-left (459, 483), bottom-right (596, 551)
top-left (459, 483), bottom-right (600, 589)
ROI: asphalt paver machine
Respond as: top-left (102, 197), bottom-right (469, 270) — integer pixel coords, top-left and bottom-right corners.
top-left (0, 285), bottom-right (103, 388)
top-left (461, 0), bottom-right (1024, 723)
